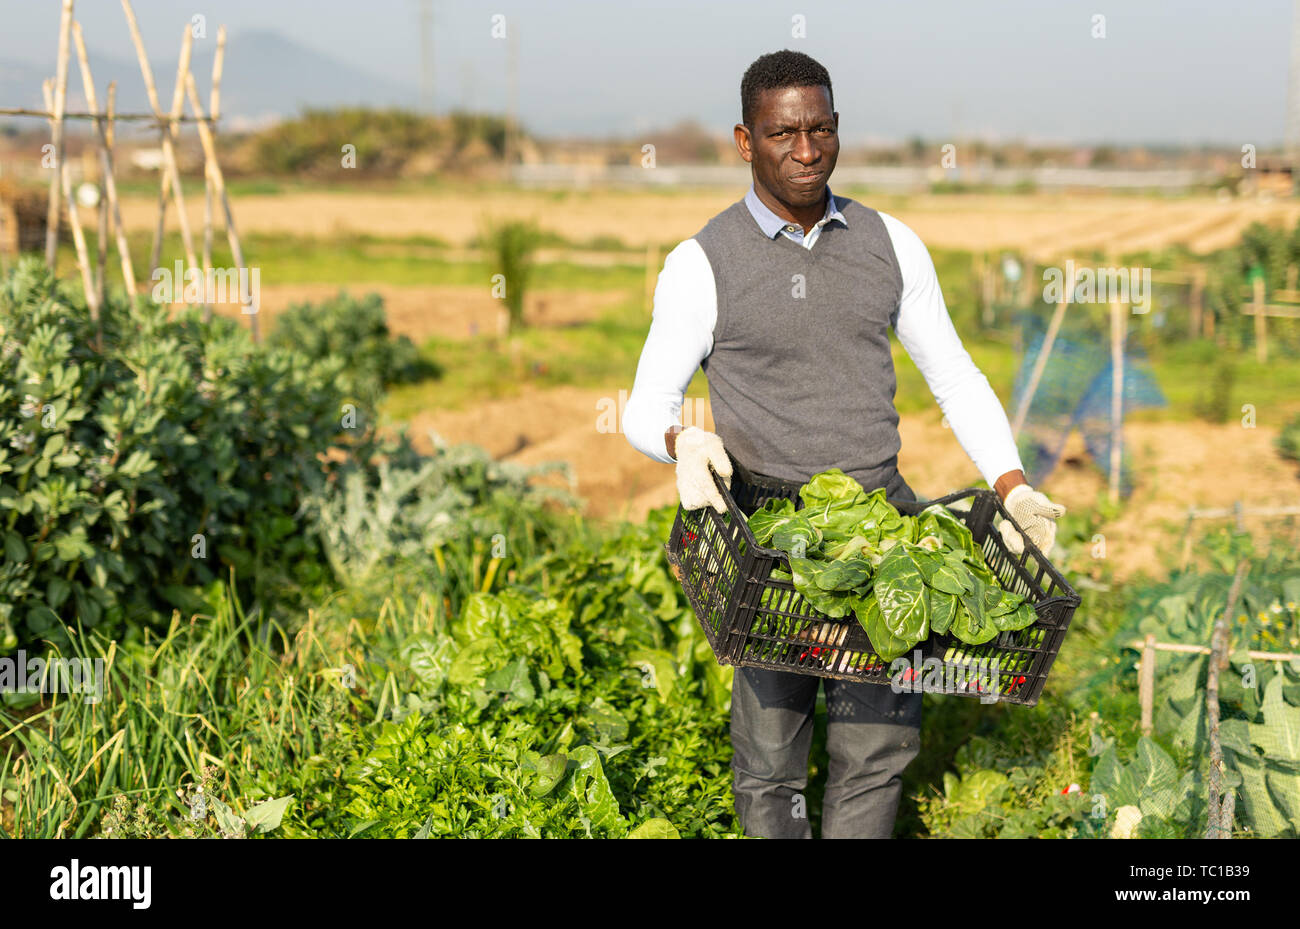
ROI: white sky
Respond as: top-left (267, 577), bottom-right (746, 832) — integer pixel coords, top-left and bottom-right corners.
top-left (0, 0), bottom-right (1293, 145)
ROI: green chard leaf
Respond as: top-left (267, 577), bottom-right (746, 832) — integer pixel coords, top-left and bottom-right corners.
top-left (873, 544), bottom-right (931, 644)
top-left (798, 469), bottom-right (869, 512)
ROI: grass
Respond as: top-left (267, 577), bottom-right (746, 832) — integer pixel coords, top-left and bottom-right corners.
top-left (1132, 336), bottom-right (1300, 424)
top-left (50, 231), bottom-right (649, 293)
top-left (0, 589), bottom-right (356, 838)
top-left (109, 173), bottom-right (507, 200)
top-left (381, 292), bottom-right (715, 418)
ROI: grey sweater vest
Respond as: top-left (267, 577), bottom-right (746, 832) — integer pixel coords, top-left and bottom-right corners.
top-left (695, 194), bottom-right (916, 500)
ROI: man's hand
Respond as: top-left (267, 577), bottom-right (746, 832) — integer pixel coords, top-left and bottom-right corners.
top-left (998, 484), bottom-right (1066, 556)
top-left (673, 426), bottom-right (732, 514)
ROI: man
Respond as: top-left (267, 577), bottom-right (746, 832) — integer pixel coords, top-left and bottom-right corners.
top-left (622, 50), bottom-right (1065, 839)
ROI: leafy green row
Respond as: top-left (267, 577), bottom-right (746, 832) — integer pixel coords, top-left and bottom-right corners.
top-left (747, 469), bottom-right (1035, 661)
top-left (0, 258), bottom-right (349, 649)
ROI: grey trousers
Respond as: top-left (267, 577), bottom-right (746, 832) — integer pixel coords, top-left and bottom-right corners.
top-left (730, 666), bottom-right (922, 838)
top-left (728, 467), bottom-right (923, 838)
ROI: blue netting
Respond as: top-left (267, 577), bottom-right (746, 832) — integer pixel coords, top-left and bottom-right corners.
top-left (1012, 308), bottom-right (1166, 497)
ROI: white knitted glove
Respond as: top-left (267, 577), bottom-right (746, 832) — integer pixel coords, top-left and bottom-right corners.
top-left (674, 427), bottom-right (733, 514)
top-left (998, 484), bottom-right (1066, 556)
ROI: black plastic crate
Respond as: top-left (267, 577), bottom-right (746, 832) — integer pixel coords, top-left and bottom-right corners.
top-left (664, 459), bottom-right (1080, 706)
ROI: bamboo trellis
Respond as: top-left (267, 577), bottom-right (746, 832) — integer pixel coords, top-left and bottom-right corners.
top-left (2, 0), bottom-right (253, 339)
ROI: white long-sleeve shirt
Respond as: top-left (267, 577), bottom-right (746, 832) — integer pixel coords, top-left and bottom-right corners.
top-left (622, 185), bottom-right (1024, 488)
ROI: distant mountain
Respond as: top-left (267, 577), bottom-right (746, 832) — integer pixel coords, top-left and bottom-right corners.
top-left (0, 59), bottom-right (53, 113)
top-left (0, 29), bottom-right (420, 129)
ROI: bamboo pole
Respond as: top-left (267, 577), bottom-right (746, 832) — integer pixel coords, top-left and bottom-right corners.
top-left (184, 71), bottom-right (253, 340)
top-left (95, 113), bottom-right (108, 309)
top-left (211, 26), bottom-right (226, 122)
top-left (1241, 302), bottom-right (1300, 319)
top-left (201, 27), bottom-right (227, 324)
top-left (1109, 298), bottom-right (1124, 505)
top-left (72, 24), bottom-right (135, 300)
top-left (1138, 633), bottom-right (1156, 736)
top-left (105, 83), bottom-right (116, 186)
top-left (105, 81), bottom-right (118, 296)
top-left (147, 181), bottom-right (166, 279)
top-left (122, 2), bottom-right (198, 279)
top-left (44, 0), bottom-right (75, 269)
top-left (145, 102), bottom-right (168, 271)
top-left (1205, 560), bottom-right (1249, 840)
top-left (1010, 290), bottom-right (1069, 437)
top-left (1128, 640), bottom-right (1300, 663)
top-left (1252, 287), bottom-right (1300, 302)
top-left (161, 25), bottom-right (198, 278)
top-left (0, 107), bottom-right (214, 123)
top-left (60, 164), bottom-right (98, 321)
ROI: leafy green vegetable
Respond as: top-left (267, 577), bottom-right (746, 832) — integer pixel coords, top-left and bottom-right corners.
top-left (772, 514), bottom-right (823, 555)
top-left (856, 595), bottom-right (912, 663)
top-left (749, 498), bottom-right (798, 548)
top-left (874, 544), bottom-right (932, 645)
top-left (930, 590), bottom-right (960, 636)
top-left (799, 469), bottom-right (870, 512)
top-left (748, 469), bottom-right (1037, 662)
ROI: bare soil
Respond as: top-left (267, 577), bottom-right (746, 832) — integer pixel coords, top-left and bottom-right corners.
top-left (170, 285), bottom-right (624, 343)
top-left (408, 387), bottom-right (1299, 584)
top-left (119, 189), bottom-right (1300, 255)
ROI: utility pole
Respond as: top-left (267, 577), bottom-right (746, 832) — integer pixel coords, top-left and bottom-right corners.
top-left (418, 0), bottom-right (435, 114)
top-left (504, 26), bottom-right (518, 168)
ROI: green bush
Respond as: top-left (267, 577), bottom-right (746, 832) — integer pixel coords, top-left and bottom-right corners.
top-left (267, 291), bottom-right (433, 409)
top-left (1, 502), bottom-right (740, 838)
top-left (478, 219), bottom-right (542, 333)
top-left (339, 509), bottom-right (739, 838)
top-left (242, 107), bottom-right (508, 178)
top-left (303, 428), bottom-right (574, 593)
top-left (1192, 356), bottom-right (1236, 423)
top-left (248, 108), bottom-right (440, 178)
top-left (0, 257), bottom-right (347, 650)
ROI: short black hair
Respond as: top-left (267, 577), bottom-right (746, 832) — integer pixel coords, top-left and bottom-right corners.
top-left (740, 50), bottom-right (833, 127)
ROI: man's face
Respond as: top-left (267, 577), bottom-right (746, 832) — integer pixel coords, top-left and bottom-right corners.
top-left (737, 85), bottom-right (839, 212)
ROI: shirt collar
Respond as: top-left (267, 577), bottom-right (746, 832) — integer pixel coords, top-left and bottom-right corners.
top-left (744, 182), bottom-right (846, 238)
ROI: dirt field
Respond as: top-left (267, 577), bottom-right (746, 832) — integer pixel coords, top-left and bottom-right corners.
top-left (407, 387), bottom-right (1300, 584)
top-left (177, 284), bottom-right (624, 343)
top-left (119, 188), bottom-right (1300, 256)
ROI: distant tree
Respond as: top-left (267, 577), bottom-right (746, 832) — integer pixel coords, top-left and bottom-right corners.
top-left (1089, 145), bottom-right (1117, 168)
top-left (480, 219), bottom-right (542, 335)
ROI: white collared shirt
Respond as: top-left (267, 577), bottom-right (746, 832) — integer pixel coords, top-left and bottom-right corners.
top-left (622, 184), bottom-right (1025, 489)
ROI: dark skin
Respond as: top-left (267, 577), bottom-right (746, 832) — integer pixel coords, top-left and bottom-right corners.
top-left (667, 85), bottom-right (1027, 501)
